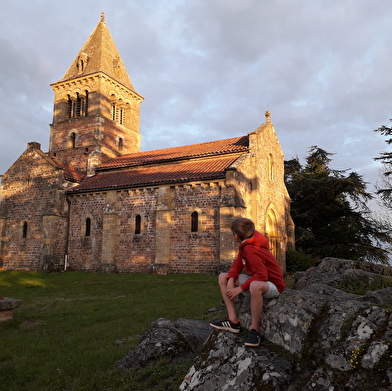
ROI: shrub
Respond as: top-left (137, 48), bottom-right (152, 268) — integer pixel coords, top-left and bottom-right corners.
top-left (286, 249), bottom-right (318, 273)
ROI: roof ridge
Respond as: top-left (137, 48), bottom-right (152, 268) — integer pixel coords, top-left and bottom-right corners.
top-left (147, 135), bottom-right (248, 151)
top-left (68, 155), bottom-right (240, 194)
top-left (98, 135), bottom-right (249, 171)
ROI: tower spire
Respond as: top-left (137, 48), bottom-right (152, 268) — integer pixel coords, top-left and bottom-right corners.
top-left (49, 15), bottom-right (144, 172)
top-left (55, 14), bottom-right (135, 91)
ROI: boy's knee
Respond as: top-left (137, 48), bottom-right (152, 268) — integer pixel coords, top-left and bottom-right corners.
top-left (218, 273), bottom-right (228, 284)
top-left (249, 280), bottom-right (269, 295)
top-left (249, 282), bottom-right (261, 294)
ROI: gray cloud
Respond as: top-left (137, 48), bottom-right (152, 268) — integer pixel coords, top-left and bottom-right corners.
top-left (1, 0), bottom-right (392, 214)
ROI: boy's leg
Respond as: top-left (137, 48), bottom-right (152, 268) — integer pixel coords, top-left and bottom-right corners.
top-left (248, 280), bottom-right (270, 332)
top-left (218, 273), bottom-right (239, 323)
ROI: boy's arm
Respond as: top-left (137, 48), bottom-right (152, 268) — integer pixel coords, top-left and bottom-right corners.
top-left (240, 248), bottom-right (268, 292)
top-left (226, 253), bottom-right (243, 282)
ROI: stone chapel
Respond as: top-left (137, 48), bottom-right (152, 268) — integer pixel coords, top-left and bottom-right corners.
top-left (0, 15), bottom-right (294, 274)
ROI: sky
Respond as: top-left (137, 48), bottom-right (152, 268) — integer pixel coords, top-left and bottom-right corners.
top-left (1, 0), bottom-right (392, 215)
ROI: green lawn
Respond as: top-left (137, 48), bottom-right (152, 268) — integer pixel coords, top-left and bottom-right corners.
top-left (0, 271), bottom-right (221, 391)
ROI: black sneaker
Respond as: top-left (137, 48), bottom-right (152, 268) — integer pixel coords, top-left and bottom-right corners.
top-left (209, 318), bottom-right (241, 333)
top-left (245, 329), bottom-right (262, 347)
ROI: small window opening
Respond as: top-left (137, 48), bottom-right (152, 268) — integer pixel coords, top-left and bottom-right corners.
top-left (85, 218), bottom-right (91, 237)
top-left (22, 221), bottom-right (28, 238)
top-left (84, 91), bottom-right (89, 116)
top-left (191, 212), bottom-right (198, 232)
top-left (80, 98), bottom-right (85, 116)
top-left (125, 103), bottom-right (130, 127)
top-left (67, 95), bottom-right (73, 118)
top-left (268, 153), bottom-right (275, 181)
top-left (118, 138), bottom-right (124, 153)
top-left (135, 215), bottom-right (141, 234)
top-left (70, 132), bottom-right (76, 148)
top-left (76, 93), bottom-right (81, 117)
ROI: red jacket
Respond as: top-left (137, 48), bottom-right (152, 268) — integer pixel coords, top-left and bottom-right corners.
top-left (227, 231), bottom-right (286, 293)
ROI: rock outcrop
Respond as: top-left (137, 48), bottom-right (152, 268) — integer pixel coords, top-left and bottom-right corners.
top-left (120, 258), bottom-right (392, 390)
top-left (118, 318), bottom-right (211, 369)
top-left (0, 297), bottom-right (22, 321)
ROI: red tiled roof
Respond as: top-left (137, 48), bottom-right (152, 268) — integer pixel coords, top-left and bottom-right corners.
top-left (52, 159), bottom-right (85, 183)
top-left (67, 156), bottom-right (240, 194)
top-left (98, 136), bottom-right (249, 170)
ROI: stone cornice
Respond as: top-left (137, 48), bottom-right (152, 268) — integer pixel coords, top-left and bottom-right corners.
top-left (50, 72), bottom-right (144, 102)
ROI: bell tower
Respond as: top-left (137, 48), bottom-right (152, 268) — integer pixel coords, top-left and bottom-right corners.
top-left (49, 13), bottom-right (144, 174)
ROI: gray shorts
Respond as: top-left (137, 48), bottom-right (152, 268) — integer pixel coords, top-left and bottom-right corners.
top-left (238, 274), bottom-right (280, 299)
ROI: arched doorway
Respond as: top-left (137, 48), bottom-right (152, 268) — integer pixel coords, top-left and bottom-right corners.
top-left (266, 208), bottom-right (278, 260)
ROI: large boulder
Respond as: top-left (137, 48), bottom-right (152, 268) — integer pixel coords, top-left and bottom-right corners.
top-left (118, 318), bottom-right (211, 369)
top-left (180, 258), bottom-right (392, 390)
top-left (180, 331), bottom-right (296, 390)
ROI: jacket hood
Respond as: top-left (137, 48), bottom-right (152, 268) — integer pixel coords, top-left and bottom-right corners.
top-left (240, 231), bottom-right (269, 251)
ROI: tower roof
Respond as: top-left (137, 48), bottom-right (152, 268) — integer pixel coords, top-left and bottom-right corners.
top-left (56, 12), bottom-right (135, 91)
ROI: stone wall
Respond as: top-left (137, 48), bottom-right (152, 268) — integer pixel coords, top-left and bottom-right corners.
top-left (240, 117), bottom-right (292, 269)
top-left (49, 115), bottom-right (140, 174)
top-left (0, 145), bottom-right (68, 270)
top-left (67, 181), bottom-right (249, 273)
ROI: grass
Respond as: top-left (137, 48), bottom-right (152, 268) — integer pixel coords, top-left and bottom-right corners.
top-left (336, 275), bottom-right (392, 295)
top-left (0, 271), bottom-right (221, 391)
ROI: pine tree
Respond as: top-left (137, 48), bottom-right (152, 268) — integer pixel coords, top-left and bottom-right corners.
top-left (374, 123), bottom-right (392, 208)
top-left (285, 146), bottom-right (392, 264)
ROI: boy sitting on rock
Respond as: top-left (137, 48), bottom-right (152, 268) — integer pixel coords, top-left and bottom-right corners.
top-left (210, 217), bottom-right (286, 347)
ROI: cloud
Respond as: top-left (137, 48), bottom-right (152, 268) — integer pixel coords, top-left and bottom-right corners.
top-left (1, 0), bottom-right (392, 212)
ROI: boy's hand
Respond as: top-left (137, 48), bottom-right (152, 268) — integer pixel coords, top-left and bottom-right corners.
top-left (226, 286), bottom-right (242, 300)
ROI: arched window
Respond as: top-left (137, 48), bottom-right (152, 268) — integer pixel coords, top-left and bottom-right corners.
top-left (111, 95), bottom-right (117, 121)
top-left (110, 96), bottom-right (129, 125)
top-left (119, 107), bottom-right (124, 125)
top-left (111, 103), bottom-right (117, 121)
top-left (84, 90), bottom-right (89, 116)
top-left (22, 221), bottom-right (28, 238)
top-left (266, 209), bottom-right (278, 259)
top-left (67, 93), bottom-right (88, 119)
top-left (67, 95), bottom-right (74, 118)
top-left (118, 137), bottom-right (124, 153)
top-left (85, 218), bottom-right (91, 237)
top-left (135, 214), bottom-right (141, 234)
top-left (70, 132), bottom-right (76, 148)
top-left (191, 211), bottom-right (198, 232)
top-left (75, 93), bottom-right (81, 117)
